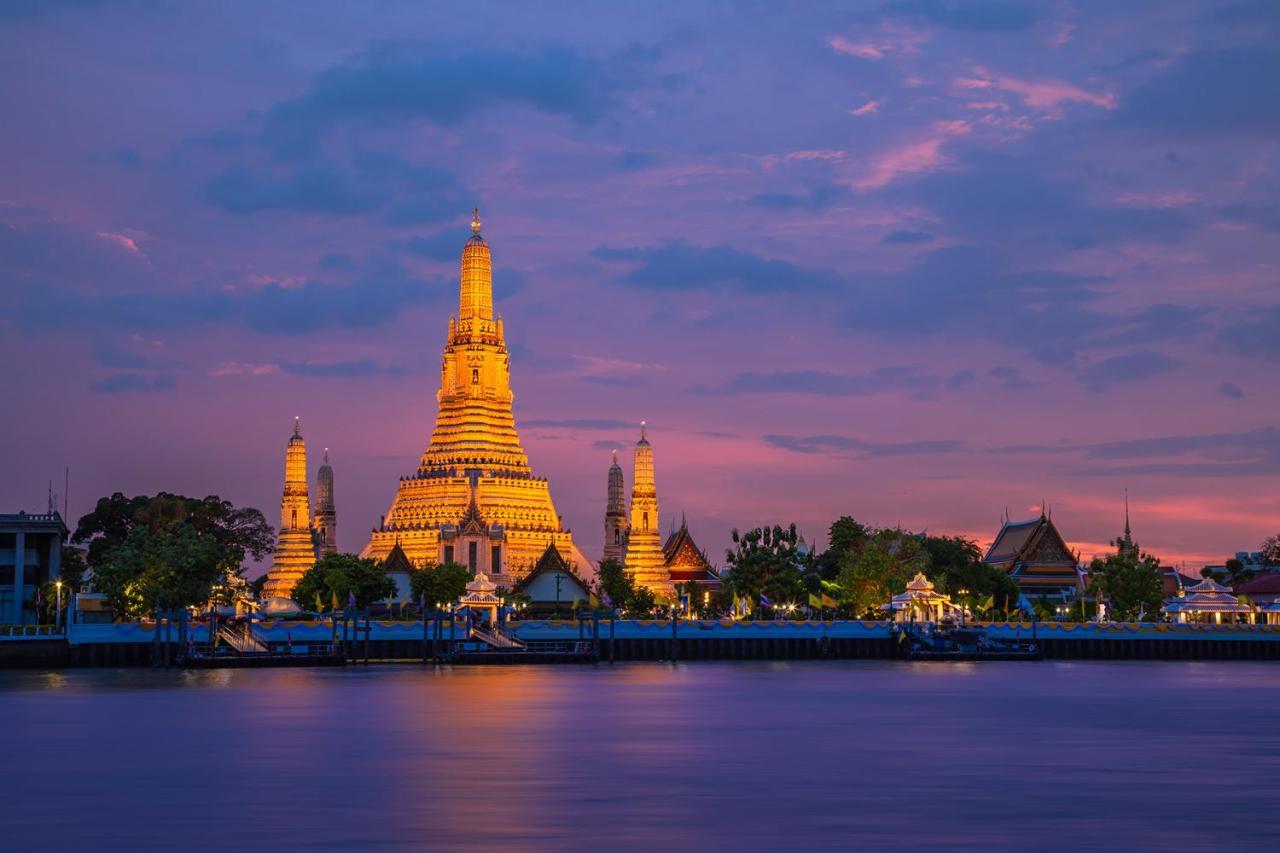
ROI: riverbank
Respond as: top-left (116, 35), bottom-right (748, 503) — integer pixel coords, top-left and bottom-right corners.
top-left (6, 619), bottom-right (1280, 667)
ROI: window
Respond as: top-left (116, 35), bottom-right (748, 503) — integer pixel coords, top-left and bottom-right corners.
top-left (468, 542), bottom-right (478, 572)
top-left (471, 368), bottom-right (479, 384)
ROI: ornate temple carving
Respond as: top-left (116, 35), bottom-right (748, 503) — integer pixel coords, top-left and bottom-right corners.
top-left (362, 211), bottom-right (581, 582)
top-left (263, 418), bottom-right (319, 600)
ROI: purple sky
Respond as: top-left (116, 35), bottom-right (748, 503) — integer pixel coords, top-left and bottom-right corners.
top-left (3, 1), bottom-right (1278, 573)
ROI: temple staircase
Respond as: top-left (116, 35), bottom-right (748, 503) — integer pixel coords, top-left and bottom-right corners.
top-left (217, 623), bottom-right (269, 655)
top-left (470, 625), bottom-right (525, 650)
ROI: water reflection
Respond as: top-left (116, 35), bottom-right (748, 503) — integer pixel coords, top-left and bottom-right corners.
top-left (2, 661), bottom-right (1279, 851)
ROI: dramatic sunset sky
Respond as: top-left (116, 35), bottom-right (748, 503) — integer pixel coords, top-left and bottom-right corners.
top-left (3, 1), bottom-right (1277, 572)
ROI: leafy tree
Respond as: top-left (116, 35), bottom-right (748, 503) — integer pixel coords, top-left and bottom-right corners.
top-left (921, 534), bottom-right (1019, 605)
top-left (836, 528), bottom-right (930, 618)
top-left (814, 516), bottom-right (870, 581)
top-left (1262, 534), bottom-right (1280, 566)
top-left (292, 553), bottom-right (396, 610)
top-left (410, 562), bottom-right (471, 610)
top-left (73, 494), bottom-right (271, 618)
top-left (1089, 539), bottom-right (1164, 622)
top-left (597, 558), bottom-right (634, 609)
top-left (722, 524), bottom-right (807, 611)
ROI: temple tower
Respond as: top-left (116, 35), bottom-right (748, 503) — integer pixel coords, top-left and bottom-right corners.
top-left (263, 418), bottom-right (318, 600)
top-left (603, 449), bottom-right (628, 563)
top-left (625, 422), bottom-right (674, 597)
top-left (313, 448), bottom-right (337, 556)
top-left (362, 210), bottom-right (579, 580)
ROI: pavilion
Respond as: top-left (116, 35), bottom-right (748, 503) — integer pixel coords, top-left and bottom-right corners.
top-left (1161, 577), bottom-right (1255, 624)
top-left (458, 572), bottom-right (502, 626)
top-left (885, 573), bottom-right (965, 624)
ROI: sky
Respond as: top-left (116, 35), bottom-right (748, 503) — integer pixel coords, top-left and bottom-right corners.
top-left (2, 0), bottom-right (1278, 573)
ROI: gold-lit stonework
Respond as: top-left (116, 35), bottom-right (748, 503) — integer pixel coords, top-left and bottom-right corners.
top-left (362, 211), bottom-right (579, 582)
top-left (263, 418), bottom-right (319, 599)
top-left (623, 423), bottom-right (675, 597)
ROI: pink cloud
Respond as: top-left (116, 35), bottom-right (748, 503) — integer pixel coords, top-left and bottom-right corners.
top-left (958, 67), bottom-right (1116, 111)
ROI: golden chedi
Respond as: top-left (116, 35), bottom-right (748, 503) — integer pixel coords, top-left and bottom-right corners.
top-left (623, 422), bottom-right (675, 597)
top-left (263, 418), bottom-right (319, 600)
top-left (362, 211), bottom-right (580, 582)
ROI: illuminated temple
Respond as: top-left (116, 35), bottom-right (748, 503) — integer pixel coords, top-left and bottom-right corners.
top-left (361, 211), bottom-right (585, 583)
top-left (263, 419), bottom-right (320, 600)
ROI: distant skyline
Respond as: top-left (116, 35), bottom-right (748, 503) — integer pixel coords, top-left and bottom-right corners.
top-left (2, 1), bottom-right (1278, 570)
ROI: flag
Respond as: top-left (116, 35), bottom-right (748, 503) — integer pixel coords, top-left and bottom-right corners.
top-left (808, 592), bottom-right (822, 609)
top-left (821, 594), bottom-right (838, 609)
top-left (759, 594), bottom-right (773, 608)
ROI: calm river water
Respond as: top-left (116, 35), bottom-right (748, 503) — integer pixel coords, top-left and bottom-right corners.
top-left (3, 661), bottom-right (1278, 851)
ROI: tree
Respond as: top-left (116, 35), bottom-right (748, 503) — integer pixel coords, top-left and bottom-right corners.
top-left (73, 493), bottom-right (271, 618)
top-left (836, 528), bottom-right (930, 619)
top-left (292, 553), bottom-right (396, 610)
top-left (921, 534), bottom-right (1019, 606)
top-left (1089, 540), bottom-right (1164, 622)
top-left (410, 562), bottom-right (471, 610)
top-left (722, 524), bottom-right (807, 612)
top-left (597, 558), bottom-right (634, 609)
top-left (814, 516), bottom-right (870, 581)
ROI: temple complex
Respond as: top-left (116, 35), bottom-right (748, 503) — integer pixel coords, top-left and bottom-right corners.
top-left (983, 509), bottom-right (1082, 601)
top-left (362, 211), bottom-right (584, 584)
top-left (263, 418), bottom-right (320, 600)
top-left (313, 449), bottom-right (337, 556)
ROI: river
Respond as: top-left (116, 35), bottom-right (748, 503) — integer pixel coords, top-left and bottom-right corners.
top-left (3, 661), bottom-right (1278, 851)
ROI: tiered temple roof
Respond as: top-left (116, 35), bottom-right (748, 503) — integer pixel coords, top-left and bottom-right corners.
top-left (983, 510), bottom-right (1082, 599)
top-left (362, 212), bottom-right (582, 580)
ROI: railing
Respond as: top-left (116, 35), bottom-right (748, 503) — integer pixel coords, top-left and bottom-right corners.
top-left (470, 625), bottom-right (525, 649)
top-left (217, 623), bottom-right (269, 654)
top-left (0, 624), bottom-right (65, 639)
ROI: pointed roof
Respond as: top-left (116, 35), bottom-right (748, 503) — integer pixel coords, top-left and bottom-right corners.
top-left (984, 513), bottom-right (1077, 567)
top-left (382, 542), bottom-right (414, 575)
top-left (511, 542), bottom-right (590, 596)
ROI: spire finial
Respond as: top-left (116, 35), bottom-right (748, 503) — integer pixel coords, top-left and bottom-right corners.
top-left (471, 207), bottom-right (481, 236)
top-left (293, 416), bottom-right (301, 436)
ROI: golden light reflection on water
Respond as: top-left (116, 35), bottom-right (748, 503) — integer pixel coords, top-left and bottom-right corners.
top-left (5, 662), bottom-right (1280, 850)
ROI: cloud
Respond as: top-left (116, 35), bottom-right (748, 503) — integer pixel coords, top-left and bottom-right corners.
top-left (205, 162), bottom-right (382, 215)
top-left (524, 418), bottom-right (635, 430)
top-left (1115, 48), bottom-right (1280, 134)
top-left (956, 68), bottom-right (1115, 111)
top-left (260, 41), bottom-right (660, 157)
top-left (1219, 381), bottom-right (1245, 399)
top-left (15, 267), bottom-right (442, 335)
top-left (280, 358), bottom-right (409, 377)
top-left (881, 229), bottom-right (933, 244)
top-left (703, 366), bottom-right (962, 398)
top-left (879, 0), bottom-right (1040, 31)
top-left (90, 372), bottom-right (176, 394)
top-left (592, 242), bottom-right (843, 293)
top-left (1219, 306), bottom-right (1280, 362)
top-left (995, 427), bottom-right (1280, 478)
top-left (764, 433), bottom-right (965, 457)
top-left (745, 183), bottom-right (851, 211)
top-left (1076, 351), bottom-right (1179, 391)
